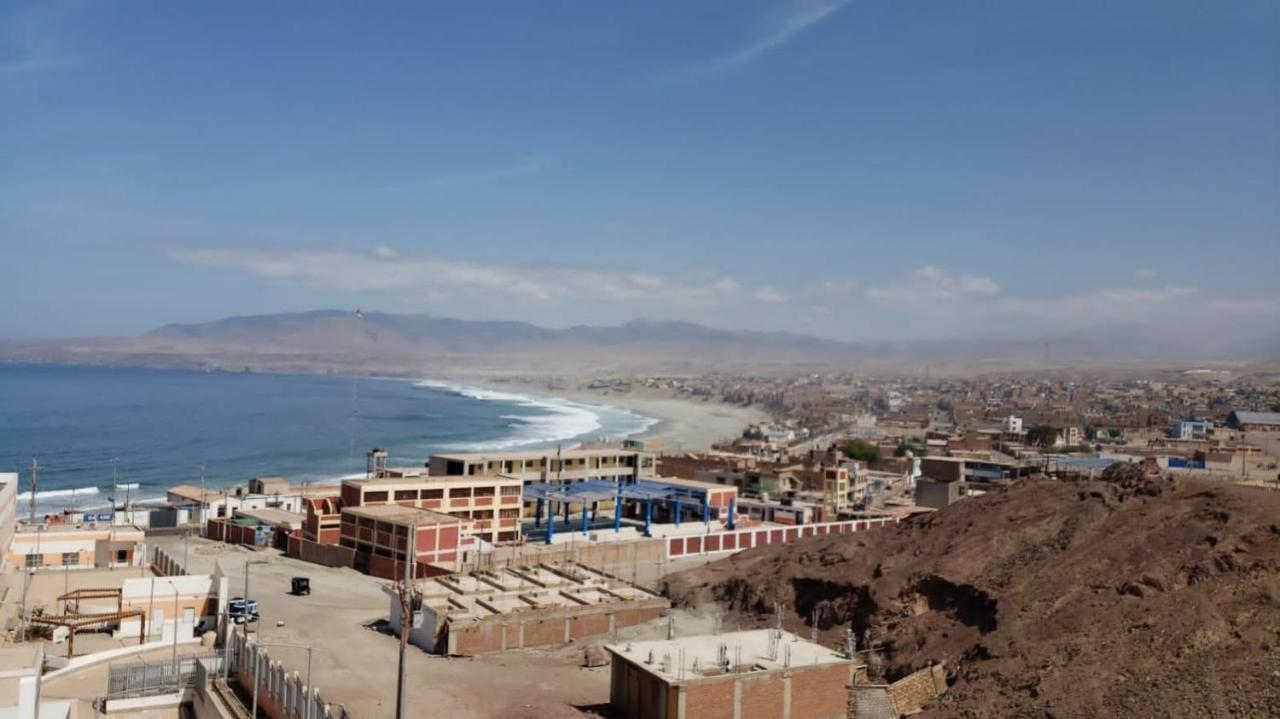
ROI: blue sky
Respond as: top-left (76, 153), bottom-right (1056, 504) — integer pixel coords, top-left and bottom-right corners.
top-left (2, 0), bottom-right (1276, 343)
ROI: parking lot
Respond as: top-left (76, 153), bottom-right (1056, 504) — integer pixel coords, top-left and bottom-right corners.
top-left (150, 534), bottom-right (701, 718)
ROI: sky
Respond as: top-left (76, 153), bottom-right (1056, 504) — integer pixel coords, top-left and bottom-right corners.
top-left (2, 0), bottom-right (1277, 344)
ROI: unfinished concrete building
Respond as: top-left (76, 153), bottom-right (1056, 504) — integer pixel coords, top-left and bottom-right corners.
top-left (605, 629), bottom-right (861, 719)
top-left (390, 562), bottom-right (669, 655)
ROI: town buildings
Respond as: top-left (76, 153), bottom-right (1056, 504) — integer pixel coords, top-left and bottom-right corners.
top-left (428, 448), bottom-right (655, 485)
top-left (7, 524), bottom-right (145, 570)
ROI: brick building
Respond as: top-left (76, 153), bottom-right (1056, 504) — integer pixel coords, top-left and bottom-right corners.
top-left (606, 629), bottom-right (860, 719)
top-left (338, 474), bottom-right (524, 544)
top-left (339, 504), bottom-right (465, 580)
top-left (428, 448), bottom-right (655, 485)
top-left (394, 562), bottom-right (669, 655)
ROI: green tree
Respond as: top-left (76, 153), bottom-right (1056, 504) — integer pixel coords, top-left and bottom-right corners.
top-left (841, 439), bottom-right (882, 463)
top-left (1026, 424), bottom-right (1059, 448)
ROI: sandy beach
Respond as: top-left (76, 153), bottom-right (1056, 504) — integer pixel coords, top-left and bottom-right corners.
top-left (462, 377), bottom-right (769, 452)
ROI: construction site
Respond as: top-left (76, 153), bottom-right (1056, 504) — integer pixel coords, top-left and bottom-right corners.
top-left (390, 561), bottom-right (669, 655)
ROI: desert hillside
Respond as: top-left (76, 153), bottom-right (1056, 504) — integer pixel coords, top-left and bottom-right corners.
top-left (665, 470), bottom-right (1280, 718)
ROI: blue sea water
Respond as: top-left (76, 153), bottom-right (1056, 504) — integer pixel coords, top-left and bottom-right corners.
top-left (0, 364), bottom-right (656, 514)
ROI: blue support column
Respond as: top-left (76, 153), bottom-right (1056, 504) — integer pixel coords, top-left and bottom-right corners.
top-left (727, 497), bottom-right (736, 530)
top-left (674, 497), bottom-right (682, 527)
top-left (535, 498), bottom-right (543, 528)
top-left (643, 498), bottom-right (653, 537)
top-left (580, 502), bottom-right (589, 535)
top-left (545, 500), bottom-right (555, 544)
top-left (564, 500), bottom-right (570, 523)
top-left (702, 499), bottom-right (709, 525)
top-left (614, 491), bottom-right (623, 533)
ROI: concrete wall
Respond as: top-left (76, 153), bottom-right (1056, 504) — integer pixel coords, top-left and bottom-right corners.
top-left (286, 535), bottom-right (355, 568)
top-left (445, 600), bottom-right (669, 656)
top-left (228, 630), bottom-right (350, 719)
top-left (611, 659), bottom-right (854, 719)
top-left (118, 574), bottom-right (218, 642)
top-left (665, 517), bottom-right (899, 560)
top-left (0, 474), bottom-right (17, 571)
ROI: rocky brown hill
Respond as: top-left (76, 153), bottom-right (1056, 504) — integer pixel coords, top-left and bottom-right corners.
top-left (665, 470), bottom-right (1280, 718)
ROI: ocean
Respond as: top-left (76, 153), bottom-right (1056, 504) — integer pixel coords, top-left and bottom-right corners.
top-left (0, 364), bottom-right (656, 515)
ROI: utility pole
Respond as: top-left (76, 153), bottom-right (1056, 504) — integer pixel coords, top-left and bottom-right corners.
top-left (170, 583), bottom-right (180, 686)
top-left (395, 523), bottom-right (416, 719)
top-left (199, 464), bottom-right (206, 531)
top-left (349, 309), bottom-right (363, 460)
top-left (110, 457), bottom-right (118, 558)
top-left (28, 458), bottom-right (38, 525)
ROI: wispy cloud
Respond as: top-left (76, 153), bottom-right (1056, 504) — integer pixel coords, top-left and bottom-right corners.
top-left (867, 265), bottom-right (1280, 336)
top-left (655, 0), bottom-right (850, 85)
top-left (866, 266), bottom-right (1000, 311)
top-left (168, 246), bottom-right (794, 311)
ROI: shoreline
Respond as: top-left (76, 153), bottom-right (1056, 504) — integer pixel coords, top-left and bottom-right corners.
top-left (7, 365), bottom-right (768, 516)
top-left (454, 376), bottom-right (769, 453)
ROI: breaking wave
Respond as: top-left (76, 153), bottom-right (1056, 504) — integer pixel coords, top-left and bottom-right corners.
top-left (414, 380), bottom-right (656, 451)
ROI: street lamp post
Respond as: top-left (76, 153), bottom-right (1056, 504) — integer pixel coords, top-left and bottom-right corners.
top-left (170, 583), bottom-right (180, 688)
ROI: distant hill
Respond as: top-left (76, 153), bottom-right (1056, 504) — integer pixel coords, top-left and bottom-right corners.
top-left (0, 310), bottom-right (1275, 376)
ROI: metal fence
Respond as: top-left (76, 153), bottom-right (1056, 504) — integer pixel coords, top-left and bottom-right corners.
top-left (106, 652), bottom-right (222, 699)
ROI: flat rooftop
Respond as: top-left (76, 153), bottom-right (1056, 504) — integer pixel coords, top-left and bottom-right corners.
top-left (649, 476), bottom-right (737, 492)
top-left (433, 448), bottom-right (640, 461)
top-left (235, 507), bottom-right (305, 527)
top-left (606, 629), bottom-right (852, 682)
top-left (345, 474), bottom-right (522, 487)
top-left (342, 504), bottom-right (460, 526)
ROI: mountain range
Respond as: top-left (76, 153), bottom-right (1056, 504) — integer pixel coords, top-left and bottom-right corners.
top-left (0, 310), bottom-right (1275, 376)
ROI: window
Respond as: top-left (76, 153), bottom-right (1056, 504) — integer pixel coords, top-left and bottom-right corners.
top-left (25, 554), bottom-right (42, 569)
top-left (471, 510), bottom-right (494, 520)
top-left (500, 485), bottom-right (521, 497)
top-left (422, 488), bottom-right (444, 500)
top-left (61, 552), bottom-right (79, 566)
top-left (498, 508), bottom-right (519, 519)
top-left (450, 487), bottom-right (473, 498)
top-left (358, 517), bottom-right (375, 529)
top-left (116, 549), bottom-right (128, 564)
top-left (364, 491), bottom-right (389, 503)
top-left (375, 521), bottom-right (393, 534)
top-left (473, 486), bottom-right (495, 497)
top-left (394, 490), bottom-right (418, 501)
